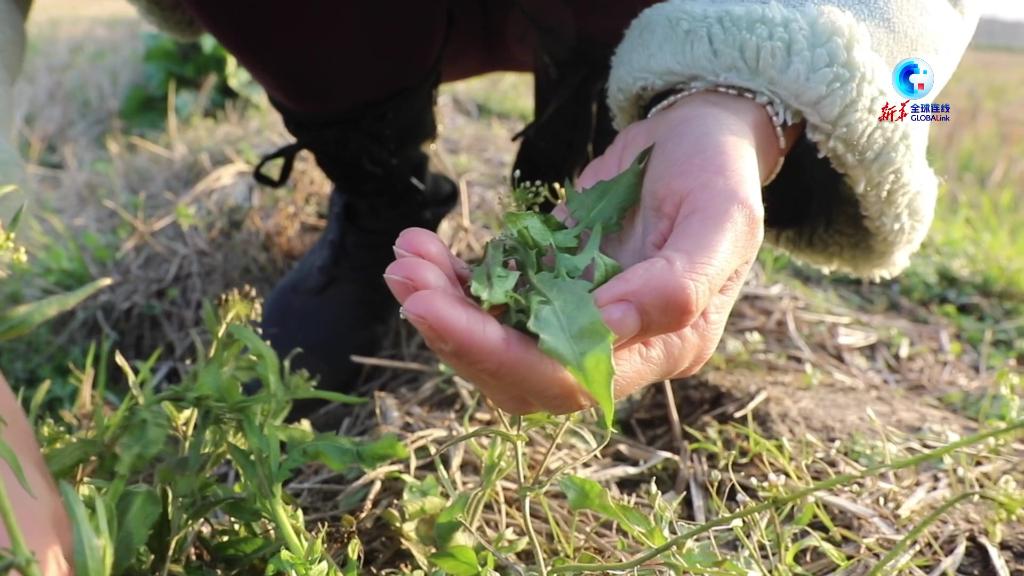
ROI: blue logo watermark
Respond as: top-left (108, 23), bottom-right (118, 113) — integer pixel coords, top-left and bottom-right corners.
top-left (892, 57), bottom-right (934, 100)
top-left (879, 57), bottom-right (950, 123)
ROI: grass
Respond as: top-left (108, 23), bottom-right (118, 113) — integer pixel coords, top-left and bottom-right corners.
top-left (0, 4), bottom-right (1022, 575)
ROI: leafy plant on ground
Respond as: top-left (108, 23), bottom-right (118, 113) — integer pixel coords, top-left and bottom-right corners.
top-left (32, 290), bottom-right (404, 576)
top-left (0, 186), bottom-right (115, 420)
top-left (469, 149), bottom-right (649, 427)
top-left (121, 32), bottom-right (261, 130)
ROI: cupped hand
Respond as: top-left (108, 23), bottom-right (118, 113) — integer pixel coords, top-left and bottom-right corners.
top-left (385, 91), bottom-right (795, 416)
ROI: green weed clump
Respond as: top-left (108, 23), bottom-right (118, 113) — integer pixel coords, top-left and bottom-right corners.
top-left (18, 290), bottom-right (405, 576)
top-left (121, 32), bottom-right (261, 130)
top-left (469, 150), bottom-right (649, 427)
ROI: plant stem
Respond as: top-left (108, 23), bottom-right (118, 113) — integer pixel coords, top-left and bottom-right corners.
top-left (269, 494), bottom-right (342, 572)
top-left (269, 497), bottom-right (306, 559)
top-left (429, 427), bottom-right (520, 459)
top-left (536, 426), bottom-right (612, 492)
top-left (530, 417), bottom-right (571, 487)
top-left (866, 491), bottom-right (984, 576)
top-left (0, 472), bottom-right (42, 576)
top-left (514, 417), bottom-right (547, 576)
top-left (549, 418), bottom-right (1024, 574)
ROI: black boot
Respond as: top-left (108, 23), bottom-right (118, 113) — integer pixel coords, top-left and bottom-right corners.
top-left (255, 72), bottom-right (456, 420)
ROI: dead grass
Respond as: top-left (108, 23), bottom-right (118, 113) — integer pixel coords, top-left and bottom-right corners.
top-left (4, 5), bottom-right (1023, 574)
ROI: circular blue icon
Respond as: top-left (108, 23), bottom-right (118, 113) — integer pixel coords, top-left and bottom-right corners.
top-left (892, 57), bottom-right (934, 100)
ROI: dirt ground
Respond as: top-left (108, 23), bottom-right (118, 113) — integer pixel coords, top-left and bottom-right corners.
top-left (7, 2), bottom-right (1024, 573)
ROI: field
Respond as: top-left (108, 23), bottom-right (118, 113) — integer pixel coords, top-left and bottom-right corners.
top-left (1, 2), bottom-right (1022, 575)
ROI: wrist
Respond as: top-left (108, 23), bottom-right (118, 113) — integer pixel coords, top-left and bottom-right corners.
top-left (648, 90), bottom-right (803, 185)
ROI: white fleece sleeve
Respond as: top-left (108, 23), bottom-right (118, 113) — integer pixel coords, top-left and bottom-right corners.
top-left (608, 0), bottom-right (980, 278)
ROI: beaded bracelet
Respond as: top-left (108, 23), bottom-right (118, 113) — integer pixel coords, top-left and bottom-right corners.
top-left (645, 84), bottom-right (789, 185)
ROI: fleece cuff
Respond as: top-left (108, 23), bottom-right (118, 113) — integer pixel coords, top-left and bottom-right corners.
top-left (608, 0), bottom-right (939, 278)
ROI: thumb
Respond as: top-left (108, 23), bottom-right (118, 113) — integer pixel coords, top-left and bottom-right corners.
top-left (593, 203), bottom-right (760, 344)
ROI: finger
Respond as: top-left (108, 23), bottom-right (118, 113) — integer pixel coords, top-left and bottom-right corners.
top-left (394, 227), bottom-right (471, 287)
top-left (577, 148), bottom-right (624, 190)
top-left (401, 289), bottom-right (592, 415)
top-left (611, 280), bottom-right (742, 394)
top-left (593, 201), bottom-right (759, 342)
top-left (384, 257), bottom-right (464, 304)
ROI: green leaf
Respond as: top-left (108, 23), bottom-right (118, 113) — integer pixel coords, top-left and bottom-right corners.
top-left (591, 252), bottom-right (622, 287)
top-left (207, 535), bottom-right (273, 561)
top-left (296, 434), bottom-right (408, 471)
top-left (60, 482), bottom-right (110, 576)
top-left (434, 492), bottom-right (471, 548)
top-left (566, 146), bottom-right (651, 234)
top-left (561, 474), bottom-right (615, 516)
top-left (527, 273), bottom-right (615, 427)
top-left (291, 389), bottom-right (367, 405)
top-left (7, 203), bottom-right (24, 233)
top-left (0, 277), bottom-right (113, 341)
top-left (401, 474), bottom-right (446, 520)
top-left (560, 475), bottom-right (654, 538)
top-left (45, 438), bottom-right (103, 478)
top-left (115, 405), bottom-right (169, 476)
top-left (113, 485), bottom-right (162, 574)
top-left (504, 211), bottom-right (576, 251)
top-left (470, 240), bottom-right (520, 308)
top-left (553, 223), bottom-right (604, 279)
top-left (0, 434), bottom-right (32, 496)
top-left (430, 545), bottom-right (479, 576)
top-left (227, 324), bottom-right (282, 394)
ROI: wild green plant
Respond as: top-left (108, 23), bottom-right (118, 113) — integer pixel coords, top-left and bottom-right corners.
top-left (34, 290), bottom-right (405, 576)
top-left (0, 185), bottom-right (112, 344)
top-left (385, 400), bottom-right (1024, 575)
top-left (121, 32), bottom-right (261, 130)
top-left (469, 150), bottom-right (649, 427)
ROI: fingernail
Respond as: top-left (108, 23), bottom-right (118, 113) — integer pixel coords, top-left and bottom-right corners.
top-left (453, 258), bottom-right (471, 276)
top-left (600, 301), bottom-right (641, 342)
top-left (383, 273), bottom-right (415, 294)
top-left (393, 246), bottom-right (415, 260)
top-left (399, 306), bottom-right (452, 352)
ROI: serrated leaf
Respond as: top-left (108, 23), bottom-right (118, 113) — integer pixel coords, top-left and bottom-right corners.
top-left (430, 545), bottom-right (479, 576)
top-left (503, 211), bottom-right (576, 250)
top-left (566, 146), bottom-right (651, 234)
top-left (470, 240), bottom-right (520, 308)
top-left (526, 273), bottom-right (615, 427)
top-left (553, 224), bottom-right (604, 279)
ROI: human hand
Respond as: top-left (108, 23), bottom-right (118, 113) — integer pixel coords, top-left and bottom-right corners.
top-left (0, 375), bottom-right (73, 576)
top-left (385, 91), bottom-right (796, 415)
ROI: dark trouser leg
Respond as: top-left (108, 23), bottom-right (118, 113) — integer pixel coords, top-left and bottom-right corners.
top-left (178, 1), bottom-right (460, 421)
top-left (176, 2), bottom-right (450, 118)
top-left (174, 1), bottom-right (659, 420)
